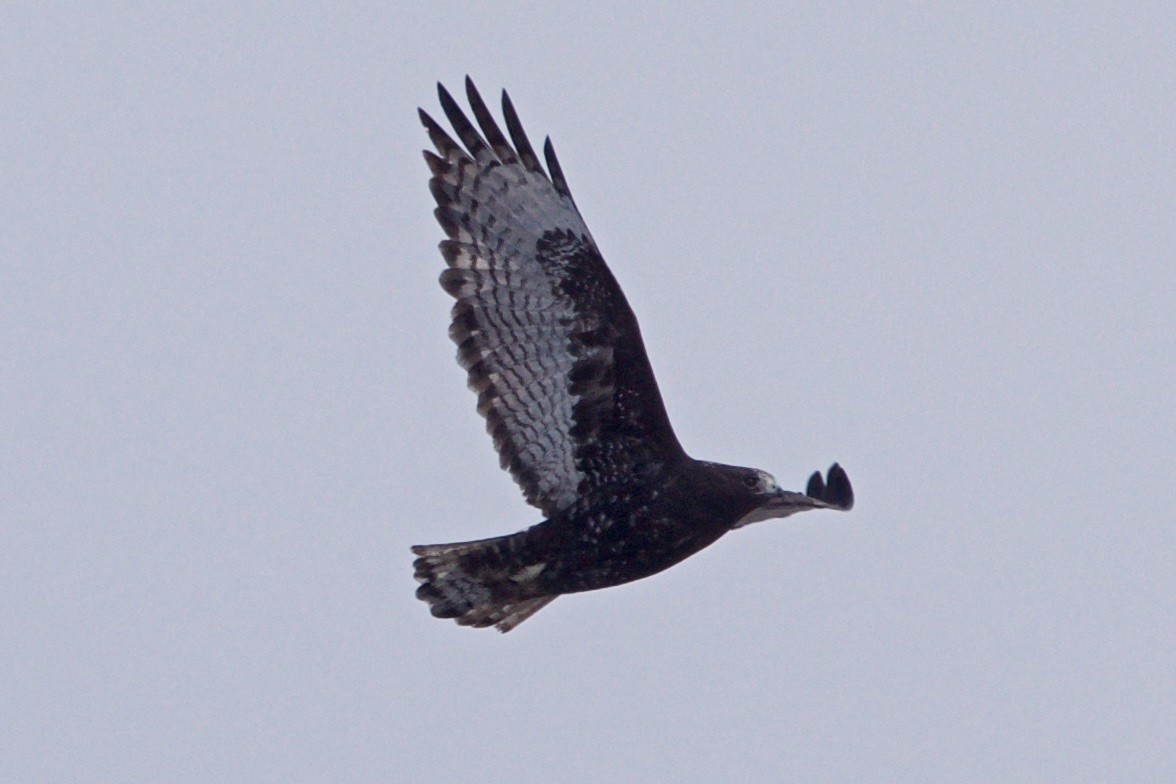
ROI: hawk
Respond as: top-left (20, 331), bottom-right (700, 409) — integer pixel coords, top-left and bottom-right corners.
top-left (413, 78), bottom-right (853, 631)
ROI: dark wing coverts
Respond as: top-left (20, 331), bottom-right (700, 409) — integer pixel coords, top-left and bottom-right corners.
top-left (421, 78), bottom-right (684, 518)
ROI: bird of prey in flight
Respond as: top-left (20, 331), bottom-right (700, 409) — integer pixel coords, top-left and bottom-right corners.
top-left (413, 78), bottom-right (853, 631)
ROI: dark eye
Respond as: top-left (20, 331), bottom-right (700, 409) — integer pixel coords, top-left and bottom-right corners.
top-left (742, 475), bottom-right (759, 489)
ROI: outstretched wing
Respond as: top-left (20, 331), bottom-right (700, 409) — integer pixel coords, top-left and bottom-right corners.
top-left (421, 78), bottom-right (685, 517)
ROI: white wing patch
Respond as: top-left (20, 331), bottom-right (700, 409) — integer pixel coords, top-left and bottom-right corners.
top-left (510, 562), bottom-right (548, 583)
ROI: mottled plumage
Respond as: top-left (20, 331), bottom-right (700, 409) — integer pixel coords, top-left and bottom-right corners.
top-left (413, 79), bottom-right (853, 632)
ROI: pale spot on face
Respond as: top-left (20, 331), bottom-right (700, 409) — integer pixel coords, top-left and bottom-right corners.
top-left (754, 470), bottom-right (779, 494)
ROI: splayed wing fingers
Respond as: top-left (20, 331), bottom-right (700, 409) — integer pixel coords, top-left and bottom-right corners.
top-left (804, 463), bottom-right (854, 510)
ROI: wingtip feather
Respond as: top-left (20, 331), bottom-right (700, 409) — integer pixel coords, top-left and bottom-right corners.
top-left (544, 136), bottom-right (573, 200)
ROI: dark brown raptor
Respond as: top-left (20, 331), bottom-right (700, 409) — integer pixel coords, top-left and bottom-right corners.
top-left (413, 78), bottom-right (853, 631)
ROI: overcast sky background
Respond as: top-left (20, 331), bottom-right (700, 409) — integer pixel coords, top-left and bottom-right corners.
top-left (3, 3), bottom-right (1173, 782)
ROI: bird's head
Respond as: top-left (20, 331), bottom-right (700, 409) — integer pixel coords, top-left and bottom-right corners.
top-left (727, 463), bottom-right (854, 528)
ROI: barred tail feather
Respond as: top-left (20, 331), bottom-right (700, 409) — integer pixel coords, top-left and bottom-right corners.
top-left (411, 534), bottom-right (556, 632)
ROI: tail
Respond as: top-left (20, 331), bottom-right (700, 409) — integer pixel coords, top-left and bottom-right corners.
top-left (411, 533), bottom-right (557, 633)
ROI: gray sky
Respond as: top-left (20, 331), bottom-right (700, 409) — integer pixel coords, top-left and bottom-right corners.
top-left (3, 3), bottom-right (1173, 782)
